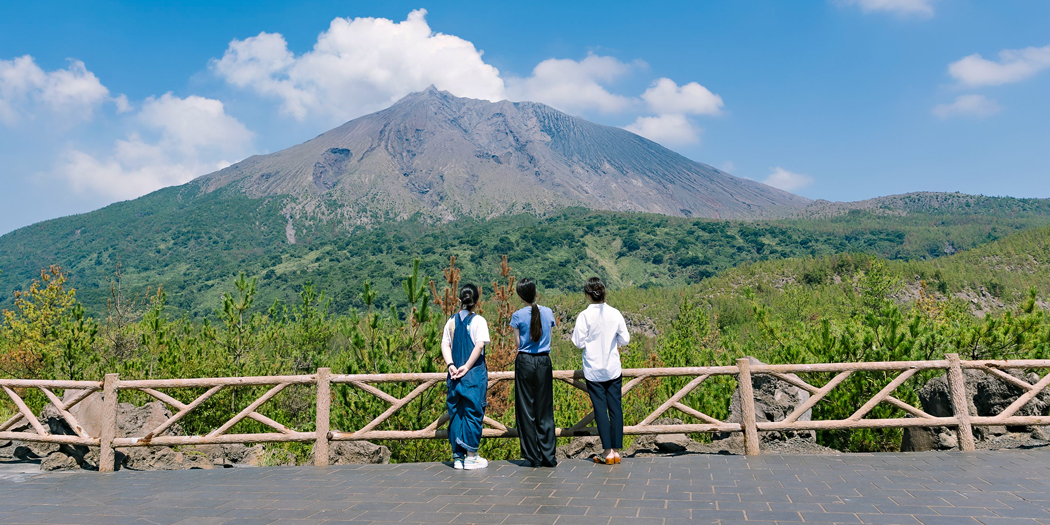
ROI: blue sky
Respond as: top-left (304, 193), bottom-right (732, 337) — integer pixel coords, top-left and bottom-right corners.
top-left (1, 0), bottom-right (1048, 234)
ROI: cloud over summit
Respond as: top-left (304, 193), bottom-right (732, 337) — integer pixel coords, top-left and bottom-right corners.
top-left (211, 9), bottom-right (506, 123)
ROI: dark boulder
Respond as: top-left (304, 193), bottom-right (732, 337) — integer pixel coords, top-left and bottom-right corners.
top-left (901, 368), bottom-right (1050, 451)
top-left (312, 441), bottom-right (391, 465)
top-left (715, 358), bottom-right (815, 443)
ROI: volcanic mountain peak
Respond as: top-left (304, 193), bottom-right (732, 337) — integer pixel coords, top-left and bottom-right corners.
top-left (197, 88), bottom-right (809, 222)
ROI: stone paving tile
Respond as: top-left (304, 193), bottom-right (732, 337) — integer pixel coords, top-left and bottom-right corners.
top-left (3, 449), bottom-right (1050, 524)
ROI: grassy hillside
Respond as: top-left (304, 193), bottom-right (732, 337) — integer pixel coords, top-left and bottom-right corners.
top-left (3, 185), bottom-right (1050, 318)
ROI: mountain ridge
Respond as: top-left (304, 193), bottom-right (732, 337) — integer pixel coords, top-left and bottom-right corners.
top-left (194, 86), bottom-right (808, 224)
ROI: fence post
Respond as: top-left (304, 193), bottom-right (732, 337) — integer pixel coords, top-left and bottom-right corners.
top-left (314, 368), bottom-right (332, 466)
top-left (946, 353), bottom-right (976, 451)
top-left (736, 358), bottom-right (761, 456)
top-left (99, 373), bottom-right (119, 472)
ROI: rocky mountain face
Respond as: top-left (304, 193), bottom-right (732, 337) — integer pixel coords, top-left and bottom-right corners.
top-left (197, 86), bottom-right (809, 225)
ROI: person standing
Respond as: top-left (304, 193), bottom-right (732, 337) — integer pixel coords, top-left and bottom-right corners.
top-left (571, 277), bottom-right (630, 465)
top-left (442, 284), bottom-right (491, 470)
top-left (511, 278), bottom-right (558, 467)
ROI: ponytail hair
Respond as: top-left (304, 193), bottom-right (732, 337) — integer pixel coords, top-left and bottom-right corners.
top-left (583, 277), bottom-right (606, 303)
top-left (459, 283), bottom-right (480, 312)
top-left (516, 278), bottom-right (542, 342)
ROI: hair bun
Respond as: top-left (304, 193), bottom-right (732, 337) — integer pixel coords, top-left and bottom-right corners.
top-left (459, 283), bottom-right (480, 311)
top-left (583, 277), bottom-right (607, 303)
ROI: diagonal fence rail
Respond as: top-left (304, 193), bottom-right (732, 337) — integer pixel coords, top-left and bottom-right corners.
top-left (2, 353), bottom-right (1050, 472)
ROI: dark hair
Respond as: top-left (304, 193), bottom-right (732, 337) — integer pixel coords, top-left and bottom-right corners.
top-left (583, 277), bottom-right (606, 303)
top-left (516, 278), bottom-right (542, 342)
top-left (459, 283), bottom-right (480, 312)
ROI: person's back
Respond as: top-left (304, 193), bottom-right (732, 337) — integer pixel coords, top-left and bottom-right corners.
top-left (441, 283), bottom-right (490, 470)
top-left (511, 304), bottom-right (555, 353)
top-left (572, 302), bottom-right (629, 383)
top-left (572, 277), bottom-right (629, 465)
top-left (511, 278), bottom-right (558, 467)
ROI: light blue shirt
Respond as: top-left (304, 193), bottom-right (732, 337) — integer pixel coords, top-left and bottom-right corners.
top-left (511, 305), bottom-right (556, 354)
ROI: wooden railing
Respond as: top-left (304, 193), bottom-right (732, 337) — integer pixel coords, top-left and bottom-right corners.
top-left (3, 353), bottom-right (1050, 472)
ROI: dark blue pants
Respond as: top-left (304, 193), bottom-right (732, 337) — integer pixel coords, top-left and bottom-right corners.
top-left (447, 364), bottom-right (487, 457)
top-left (587, 376), bottom-right (623, 449)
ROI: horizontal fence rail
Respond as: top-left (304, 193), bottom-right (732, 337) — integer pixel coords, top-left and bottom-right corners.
top-left (2, 353), bottom-right (1050, 471)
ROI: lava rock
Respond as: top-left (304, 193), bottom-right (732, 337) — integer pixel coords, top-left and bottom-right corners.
top-left (716, 358), bottom-right (815, 443)
top-left (655, 433), bottom-right (692, 453)
top-left (901, 368), bottom-right (1050, 451)
top-left (556, 436), bottom-right (604, 460)
top-left (316, 441), bottom-right (391, 465)
top-left (40, 450), bottom-right (80, 471)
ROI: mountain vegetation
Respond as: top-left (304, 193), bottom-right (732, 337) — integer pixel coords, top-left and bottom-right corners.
top-left (2, 185), bottom-right (1049, 318)
top-left (3, 224), bottom-right (1050, 461)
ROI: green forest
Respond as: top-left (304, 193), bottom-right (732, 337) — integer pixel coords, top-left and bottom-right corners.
top-left (3, 213), bottom-right (1050, 462)
top-left (3, 185), bottom-right (1050, 319)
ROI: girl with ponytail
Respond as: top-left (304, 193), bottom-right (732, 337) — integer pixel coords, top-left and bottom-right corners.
top-left (510, 278), bottom-right (558, 467)
top-left (441, 283), bottom-right (491, 470)
top-left (572, 277), bottom-right (630, 464)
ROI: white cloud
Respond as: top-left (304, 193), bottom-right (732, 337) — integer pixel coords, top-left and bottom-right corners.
top-left (931, 94), bottom-right (1001, 119)
top-left (838, 0), bottom-right (935, 16)
top-left (640, 78), bottom-right (723, 116)
top-left (210, 9), bottom-right (729, 152)
top-left (212, 11), bottom-right (649, 120)
top-left (622, 78), bottom-right (725, 147)
top-left (57, 94), bottom-right (253, 199)
top-left (719, 161), bottom-right (736, 173)
top-left (506, 54), bottom-right (637, 114)
top-left (624, 114), bottom-right (701, 146)
top-left (211, 9), bottom-right (505, 122)
top-left (0, 55), bottom-right (116, 125)
top-left (948, 44), bottom-right (1050, 87)
top-left (762, 167), bottom-right (814, 192)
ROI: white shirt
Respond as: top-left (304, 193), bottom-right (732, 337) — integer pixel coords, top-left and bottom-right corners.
top-left (572, 303), bottom-right (630, 382)
top-left (441, 311), bottom-right (491, 349)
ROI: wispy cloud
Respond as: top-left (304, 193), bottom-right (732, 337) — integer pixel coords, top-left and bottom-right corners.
top-left (763, 167), bottom-right (814, 192)
top-left (625, 114), bottom-right (702, 146)
top-left (931, 94), bottom-right (1001, 119)
top-left (948, 44), bottom-right (1050, 87)
top-left (506, 54), bottom-right (640, 115)
top-left (837, 0), bottom-right (936, 17)
top-left (623, 78), bottom-right (725, 147)
top-left (640, 78), bottom-right (723, 116)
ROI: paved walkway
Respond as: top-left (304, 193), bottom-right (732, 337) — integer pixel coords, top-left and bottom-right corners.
top-left (2, 450), bottom-right (1050, 525)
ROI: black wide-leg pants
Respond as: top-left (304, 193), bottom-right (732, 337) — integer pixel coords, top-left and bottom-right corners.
top-left (586, 375), bottom-right (624, 450)
top-left (514, 352), bottom-right (558, 466)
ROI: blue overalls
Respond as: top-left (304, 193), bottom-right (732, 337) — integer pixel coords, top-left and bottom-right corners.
top-left (446, 312), bottom-right (487, 458)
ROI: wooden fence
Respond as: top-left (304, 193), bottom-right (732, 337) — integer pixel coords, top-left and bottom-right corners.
top-left (3, 353), bottom-right (1049, 472)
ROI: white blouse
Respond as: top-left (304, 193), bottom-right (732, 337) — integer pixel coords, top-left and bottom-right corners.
top-left (571, 303), bottom-right (630, 382)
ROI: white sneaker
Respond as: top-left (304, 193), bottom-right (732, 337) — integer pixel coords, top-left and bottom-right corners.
top-left (453, 457), bottom-right (464, 470)
top-left (463, 455), bottom-right (488, 470)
